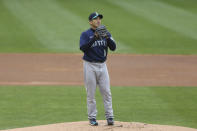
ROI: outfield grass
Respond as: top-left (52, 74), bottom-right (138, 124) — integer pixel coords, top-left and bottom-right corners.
top-left (0, 0), bottom-right (197, 54)
top-left (0, 86), bottom-right (197, 130)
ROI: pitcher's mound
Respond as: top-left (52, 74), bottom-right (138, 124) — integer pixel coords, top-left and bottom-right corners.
top-left (2, 120), bottom-right (197, 131)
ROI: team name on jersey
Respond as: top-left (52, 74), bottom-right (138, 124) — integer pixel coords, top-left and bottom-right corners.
top-left (91, 40), bottom-right (107, 48)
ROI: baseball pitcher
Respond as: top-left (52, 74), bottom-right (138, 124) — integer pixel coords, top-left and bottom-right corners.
top-left (79, 12), bottom-right (116, 126)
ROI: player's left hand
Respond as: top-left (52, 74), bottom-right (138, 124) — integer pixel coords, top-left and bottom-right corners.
top-left (95, 25), bottom-right (109, 39)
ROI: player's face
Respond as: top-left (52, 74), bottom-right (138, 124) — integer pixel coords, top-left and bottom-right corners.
top-left (90, 17), bottom-right (101, 28)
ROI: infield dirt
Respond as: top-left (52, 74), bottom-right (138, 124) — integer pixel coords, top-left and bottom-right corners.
top-left (0, 53), bottom-right (197, 86)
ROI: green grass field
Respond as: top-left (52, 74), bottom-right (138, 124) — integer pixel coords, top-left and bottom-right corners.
top-left (0, 0), bottom-right (197, 54)
top-left (0, 86), bottom-right (197, 130)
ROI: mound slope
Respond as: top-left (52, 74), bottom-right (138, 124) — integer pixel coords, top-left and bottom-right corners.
top-left (1, 120), bottom-right (197, 131)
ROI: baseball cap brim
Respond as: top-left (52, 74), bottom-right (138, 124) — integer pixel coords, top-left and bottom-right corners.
top-left (91, 14), bottom-right (103, 20)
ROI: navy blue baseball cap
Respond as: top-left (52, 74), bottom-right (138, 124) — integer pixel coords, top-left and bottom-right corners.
top-left (89, 12), bottom-right (103, 21)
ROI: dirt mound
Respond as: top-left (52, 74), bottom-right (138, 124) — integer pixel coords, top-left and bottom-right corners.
top-left (2, 120), bottom-right (197, 131)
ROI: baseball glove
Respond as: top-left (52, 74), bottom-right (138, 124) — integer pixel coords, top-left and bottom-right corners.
top-left (95, 25), bottom-right (109, 39)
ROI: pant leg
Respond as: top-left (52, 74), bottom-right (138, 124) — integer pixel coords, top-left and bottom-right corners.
top-left (97, 63), bottom-right (114, 119)
top-left (83, 61), bottom-right (97, 119)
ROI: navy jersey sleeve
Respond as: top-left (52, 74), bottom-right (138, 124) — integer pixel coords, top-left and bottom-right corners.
top-left (80, 32), bottom-right (96, 52)
top-left (106, 32), bottom-right (116, 51)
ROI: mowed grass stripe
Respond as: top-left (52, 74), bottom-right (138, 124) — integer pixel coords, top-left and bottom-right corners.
top-left (150, 87), bottom-right (197, 128)
top-left (0, 1), bottom-right (45, 52)
top-left (0, 86), bottom-right (197, 130)
top-left (58, 0), bottom-right (197, 54)
top-left (2, 0), bottom-right (197, 54)
top-left (3, 0), bottom-right (130, 53)
top-left (112, 87), bottom-right (185, 125)
top-left (56, 0), bottom-right (137, 53)
top-left (111, 0), bottom-right (197, 40)
top-left (160, 0), bottom-right (197, 15)
top-left (3, 0), bottom-right (88, 53)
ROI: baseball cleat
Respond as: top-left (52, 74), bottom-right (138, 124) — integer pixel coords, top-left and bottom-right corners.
top-left (107, 118), bottom-right (114, 125)
top-left (89, 118), bottom-right (98, 126)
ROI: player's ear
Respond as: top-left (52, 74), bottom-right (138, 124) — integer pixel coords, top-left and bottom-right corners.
top-left (89, 20), bottom-right (92, 25)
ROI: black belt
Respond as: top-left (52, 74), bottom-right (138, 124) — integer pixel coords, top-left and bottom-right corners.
top-left (85, 60), bottom-right (105, 63)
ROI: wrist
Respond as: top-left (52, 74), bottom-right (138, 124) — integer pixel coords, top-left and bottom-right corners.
top-left (105, 32), bottom-right (110, 39)
top-left (106, 35), bottom-right (110, 40)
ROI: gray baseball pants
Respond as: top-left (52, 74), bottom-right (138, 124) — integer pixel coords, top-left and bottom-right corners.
top-left (83, 60), bottom-right (114, 120)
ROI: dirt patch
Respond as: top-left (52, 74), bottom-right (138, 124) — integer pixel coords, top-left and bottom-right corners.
top-left (0, 53), bottom-right (197, 86)
top-left (1, 120), bottom-right (197, 131)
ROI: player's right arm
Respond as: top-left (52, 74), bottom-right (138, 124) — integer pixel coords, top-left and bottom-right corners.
top-left (80, 32), bottom-right (96, 52)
